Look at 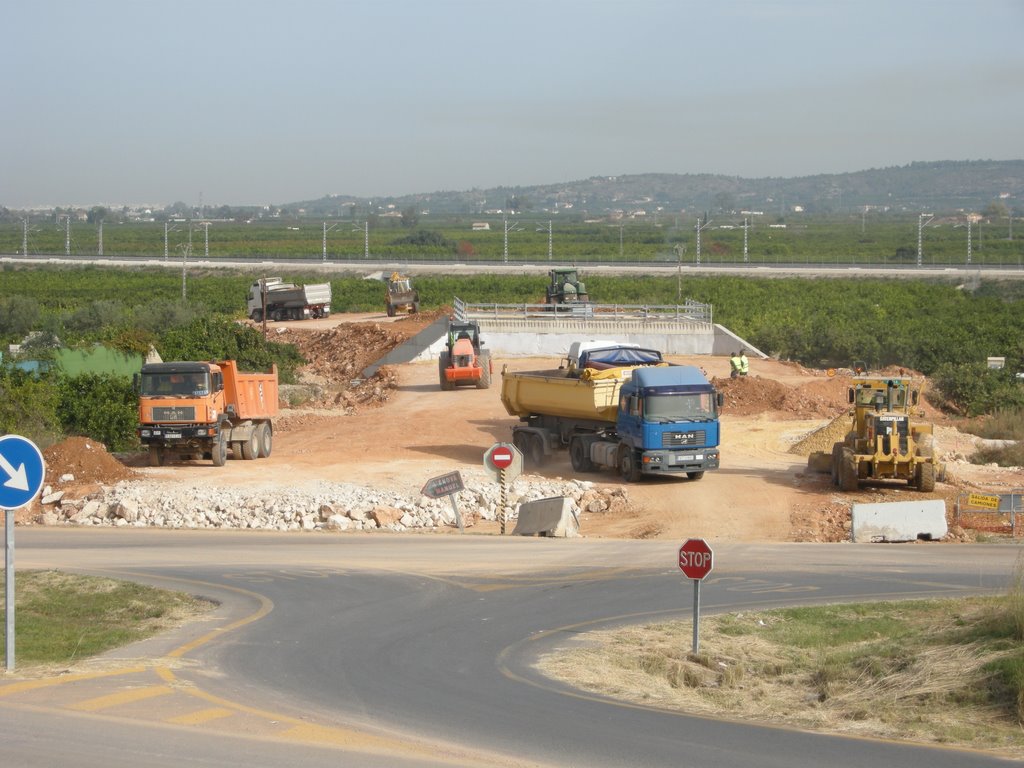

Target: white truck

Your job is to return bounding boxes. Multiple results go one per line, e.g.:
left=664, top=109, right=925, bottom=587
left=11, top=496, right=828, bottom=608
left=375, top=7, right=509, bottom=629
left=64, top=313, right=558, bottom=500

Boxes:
left=247, top=277, right=332, bottom=321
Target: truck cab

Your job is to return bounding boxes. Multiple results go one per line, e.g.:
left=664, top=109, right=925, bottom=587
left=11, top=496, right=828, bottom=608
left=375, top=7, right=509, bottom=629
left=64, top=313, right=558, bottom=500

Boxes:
left=613, top=366, right=722, bottom=480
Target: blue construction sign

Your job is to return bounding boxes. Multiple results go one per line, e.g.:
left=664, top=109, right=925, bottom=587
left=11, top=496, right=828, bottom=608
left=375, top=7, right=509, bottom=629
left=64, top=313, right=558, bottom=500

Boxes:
left=0, top=435, right=46, bottom=510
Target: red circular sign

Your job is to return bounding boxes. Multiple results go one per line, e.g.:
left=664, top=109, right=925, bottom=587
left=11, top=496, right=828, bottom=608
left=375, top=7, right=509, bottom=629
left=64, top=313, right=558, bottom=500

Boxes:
left=490, top=447, right=514, bottom=469
left=678, top=538, right=713, bottom=580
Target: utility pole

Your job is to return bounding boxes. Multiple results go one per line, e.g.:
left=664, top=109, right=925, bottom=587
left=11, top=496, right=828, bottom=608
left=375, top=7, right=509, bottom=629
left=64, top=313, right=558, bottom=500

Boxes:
left=502, top=215, right=521, bottom=264
left=64, top=215, right=70, bottom=256
left=352, top=221, right=369, bottom=259
left=322, top=221, right=339, bottom=262
left=164, top=221, right=179, bottom=261
left=200, top=221, right=210, bottom=258
left=917, top=213, right=934, bottom=267
left=22, top=218, right=28, bottom=256
left=536, top=220, right=552, bottom=260
left=98, top=221, right=103, bottom=256
left=179, top=243, right=191, bottom=300
left=743, top=217, right=749, bottom=263
left=967, top=217, right=973, bottom=265
left=695, top=215, right=712, bottom=265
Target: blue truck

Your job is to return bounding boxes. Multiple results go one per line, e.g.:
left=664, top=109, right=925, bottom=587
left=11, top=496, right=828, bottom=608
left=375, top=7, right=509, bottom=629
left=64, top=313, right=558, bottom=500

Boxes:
left=500, top=347, right=723, bottom=482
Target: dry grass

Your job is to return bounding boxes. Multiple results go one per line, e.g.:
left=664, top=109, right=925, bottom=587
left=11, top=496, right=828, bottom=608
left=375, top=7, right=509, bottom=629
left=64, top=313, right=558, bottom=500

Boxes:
left=537, top=598, right=1024, bottom=758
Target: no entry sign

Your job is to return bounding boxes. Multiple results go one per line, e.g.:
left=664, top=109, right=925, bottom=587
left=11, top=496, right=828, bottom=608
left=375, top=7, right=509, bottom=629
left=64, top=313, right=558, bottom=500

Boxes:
left=678, top=538, right=714, bottom=581
left=483, top=442, right=522, bottom=482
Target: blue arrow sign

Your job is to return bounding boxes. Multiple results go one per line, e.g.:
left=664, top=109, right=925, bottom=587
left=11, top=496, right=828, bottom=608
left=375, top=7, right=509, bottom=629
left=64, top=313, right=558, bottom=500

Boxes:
left=0, top=435, right=46, bottom=510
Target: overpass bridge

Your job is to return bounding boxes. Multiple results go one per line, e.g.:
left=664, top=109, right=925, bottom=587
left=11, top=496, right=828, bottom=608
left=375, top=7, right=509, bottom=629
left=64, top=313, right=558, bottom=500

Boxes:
left=362, top=298, right=763, bottom=377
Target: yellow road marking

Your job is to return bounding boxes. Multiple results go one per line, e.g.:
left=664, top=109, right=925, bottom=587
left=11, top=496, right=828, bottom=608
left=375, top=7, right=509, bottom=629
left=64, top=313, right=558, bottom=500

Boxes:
left=70, top=684, right=174, bottom=712
left=167, top=706, right=234, bottom=725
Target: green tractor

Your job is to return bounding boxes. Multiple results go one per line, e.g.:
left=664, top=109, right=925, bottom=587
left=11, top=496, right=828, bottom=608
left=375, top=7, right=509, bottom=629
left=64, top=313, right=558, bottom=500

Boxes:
left=545, top=267, right=590, bottom=305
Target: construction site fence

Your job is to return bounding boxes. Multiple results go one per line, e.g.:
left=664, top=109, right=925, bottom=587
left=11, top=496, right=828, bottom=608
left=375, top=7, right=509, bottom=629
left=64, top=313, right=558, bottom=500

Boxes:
left=453, top=297, right=713, bottom=326
left=955, top=489, right=1024, bottom=536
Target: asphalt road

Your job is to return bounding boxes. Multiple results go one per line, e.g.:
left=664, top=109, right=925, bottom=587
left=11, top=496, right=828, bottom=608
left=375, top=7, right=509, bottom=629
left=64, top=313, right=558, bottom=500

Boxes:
left=4, top=530, right=1022, bottom=767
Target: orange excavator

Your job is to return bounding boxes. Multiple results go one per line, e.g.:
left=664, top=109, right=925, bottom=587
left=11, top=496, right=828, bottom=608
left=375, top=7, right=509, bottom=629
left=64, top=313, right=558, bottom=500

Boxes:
left=438, top=320, right=492, bottom=390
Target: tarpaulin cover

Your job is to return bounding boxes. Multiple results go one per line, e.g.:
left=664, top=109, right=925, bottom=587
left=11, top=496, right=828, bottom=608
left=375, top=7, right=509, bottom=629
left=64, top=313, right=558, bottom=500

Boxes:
left=582, top=347, right=663, bottom=369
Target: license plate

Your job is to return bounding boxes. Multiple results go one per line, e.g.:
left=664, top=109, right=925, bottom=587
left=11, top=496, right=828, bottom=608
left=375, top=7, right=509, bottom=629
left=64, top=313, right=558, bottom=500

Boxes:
left=674, top=453, right=702, bottom=464
left=165, top=432, right=182, bottom=440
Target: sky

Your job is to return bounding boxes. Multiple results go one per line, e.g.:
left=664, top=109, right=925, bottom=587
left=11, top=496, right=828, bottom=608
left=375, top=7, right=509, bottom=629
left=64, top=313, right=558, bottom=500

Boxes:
left=3, top=0, right=1023, bottom=209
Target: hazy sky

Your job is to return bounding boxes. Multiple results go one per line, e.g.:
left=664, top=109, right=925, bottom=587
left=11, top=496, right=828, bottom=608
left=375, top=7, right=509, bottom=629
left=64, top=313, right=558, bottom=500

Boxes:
left=3, top=0, right=1022, bottom=208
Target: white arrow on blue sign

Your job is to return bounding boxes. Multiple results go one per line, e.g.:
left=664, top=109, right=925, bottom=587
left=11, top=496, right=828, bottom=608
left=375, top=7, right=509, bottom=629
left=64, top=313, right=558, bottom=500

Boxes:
left=0, top=435, right=46, bottom=510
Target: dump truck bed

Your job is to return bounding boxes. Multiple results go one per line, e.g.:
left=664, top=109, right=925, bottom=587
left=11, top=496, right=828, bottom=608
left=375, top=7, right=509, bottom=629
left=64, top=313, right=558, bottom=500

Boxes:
left=500, top=367, right=629, bottom=424
left=219, top=361, right=279, bottom=421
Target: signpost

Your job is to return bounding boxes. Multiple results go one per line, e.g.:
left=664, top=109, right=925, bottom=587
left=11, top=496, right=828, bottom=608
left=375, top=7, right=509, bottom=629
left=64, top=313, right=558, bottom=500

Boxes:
left=484, top=442, right=523, bottom=534
left=0, top=434, right=47, bottom=671
left=678, top=538, right=714, bottom=654
left=421, top=471, right=466, bottom=532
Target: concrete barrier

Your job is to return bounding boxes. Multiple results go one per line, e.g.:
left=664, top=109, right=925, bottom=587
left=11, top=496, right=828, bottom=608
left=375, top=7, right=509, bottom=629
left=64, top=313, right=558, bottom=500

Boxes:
left=513, top=496, right=580, bottom=537
left=851, top=499, right=948, bottom=542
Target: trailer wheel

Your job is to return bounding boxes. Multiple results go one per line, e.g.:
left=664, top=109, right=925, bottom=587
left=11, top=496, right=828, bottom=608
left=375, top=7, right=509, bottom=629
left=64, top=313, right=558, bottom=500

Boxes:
left=148, top=446, right=163, bottom=467
left=257, top=423, right=273, bottom=458
left=528, top=433, right=545, bottom=467
left=240, top=431, right=258, bottom=460
left=211, top=431, right=227, bottom=467
left=618, top=446, right=641, bottom=482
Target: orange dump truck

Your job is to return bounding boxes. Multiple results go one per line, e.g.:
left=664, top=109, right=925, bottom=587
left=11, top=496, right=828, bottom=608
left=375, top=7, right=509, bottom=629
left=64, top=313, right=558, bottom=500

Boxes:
left=136, top=360, right=278, bottom=467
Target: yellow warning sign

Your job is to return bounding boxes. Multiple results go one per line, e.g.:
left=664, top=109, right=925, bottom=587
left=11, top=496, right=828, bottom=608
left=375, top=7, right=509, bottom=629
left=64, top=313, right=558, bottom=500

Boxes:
left=967, top=493, right=1000, bottom=510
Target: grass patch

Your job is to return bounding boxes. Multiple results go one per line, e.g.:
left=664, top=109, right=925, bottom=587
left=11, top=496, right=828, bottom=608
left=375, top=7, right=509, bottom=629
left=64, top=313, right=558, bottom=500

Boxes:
left=538, top=591, right=1024, bottom=758
left=0, top=570, right=213, bottom=668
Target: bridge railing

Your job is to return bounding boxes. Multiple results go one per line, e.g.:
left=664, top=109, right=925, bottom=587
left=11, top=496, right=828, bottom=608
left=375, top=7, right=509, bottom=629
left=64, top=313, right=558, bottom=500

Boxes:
left=453, top=298, right=713, bottom=325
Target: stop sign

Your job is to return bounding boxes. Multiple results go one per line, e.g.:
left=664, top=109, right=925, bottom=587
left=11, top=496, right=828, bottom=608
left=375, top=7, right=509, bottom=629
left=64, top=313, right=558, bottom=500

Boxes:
left=678, top=538, right=713, bottom=581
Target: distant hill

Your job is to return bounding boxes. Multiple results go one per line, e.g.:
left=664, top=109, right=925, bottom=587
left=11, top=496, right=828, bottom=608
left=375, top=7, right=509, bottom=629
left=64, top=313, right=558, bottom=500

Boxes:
left=293, top=160, right=1023, bottom=218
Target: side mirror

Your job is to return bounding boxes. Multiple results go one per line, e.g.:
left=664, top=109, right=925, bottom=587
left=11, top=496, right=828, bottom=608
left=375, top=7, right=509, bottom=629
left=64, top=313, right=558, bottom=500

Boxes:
left=716, top=393, right=725, bottom=407
left=848, top=387, right=855, bottom=404
left=132, top=373, right=140, bottom=393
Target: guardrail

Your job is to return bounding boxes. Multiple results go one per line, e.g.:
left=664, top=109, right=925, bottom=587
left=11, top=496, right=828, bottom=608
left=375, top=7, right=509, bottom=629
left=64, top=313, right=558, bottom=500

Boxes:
left=454, top=297, right=713, bottom=325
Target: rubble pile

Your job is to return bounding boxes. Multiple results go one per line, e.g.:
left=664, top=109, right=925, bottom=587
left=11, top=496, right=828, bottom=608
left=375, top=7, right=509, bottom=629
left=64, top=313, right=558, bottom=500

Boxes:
left=30, top=471, right=628, bottom=533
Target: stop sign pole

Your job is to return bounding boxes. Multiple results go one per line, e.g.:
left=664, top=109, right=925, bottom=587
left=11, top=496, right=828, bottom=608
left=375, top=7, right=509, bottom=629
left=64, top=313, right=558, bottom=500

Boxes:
left=678, top=538, right=714, bottom=654
left=484, top=442, right=522, bottom=535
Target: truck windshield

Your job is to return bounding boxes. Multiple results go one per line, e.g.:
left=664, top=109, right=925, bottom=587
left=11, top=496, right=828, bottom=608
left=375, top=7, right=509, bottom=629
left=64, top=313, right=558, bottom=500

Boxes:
left=141, top=372, right=210, bottom=397
left=645, top=392, right=716, bottom=422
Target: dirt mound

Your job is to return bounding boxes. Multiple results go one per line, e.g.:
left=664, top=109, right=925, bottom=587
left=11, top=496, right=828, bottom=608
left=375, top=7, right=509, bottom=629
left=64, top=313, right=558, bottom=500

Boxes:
left=43, top=436, right=136, bottom=485
left=790, top=415, right=851, bottom=456
left=715, top=375, right=850, bottom=419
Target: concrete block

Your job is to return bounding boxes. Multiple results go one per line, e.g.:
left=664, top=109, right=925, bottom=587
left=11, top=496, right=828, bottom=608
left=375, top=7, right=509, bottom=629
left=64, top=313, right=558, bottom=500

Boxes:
left=851, top=499, right=948, bottom=543
left=513, top=496, right=580, bottom=538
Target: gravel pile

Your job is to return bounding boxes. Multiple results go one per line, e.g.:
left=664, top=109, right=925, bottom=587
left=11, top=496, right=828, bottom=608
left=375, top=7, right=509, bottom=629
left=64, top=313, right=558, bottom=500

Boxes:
left=34, top=471, right=629, bottom=532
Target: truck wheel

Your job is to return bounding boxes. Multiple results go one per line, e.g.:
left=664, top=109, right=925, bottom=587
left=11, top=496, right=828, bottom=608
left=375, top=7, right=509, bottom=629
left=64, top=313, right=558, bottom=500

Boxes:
left=412, top=301, right=420, bottom=314
left=211, top=431, right=227, bottom=467
left=838, top=448, right=858, bottom=491
left=476, top=352, right=491, bottom=389
left=257, top=423, right=273, bottom=458
left=687, top=471, right=705, bottom=481
left=148, top=446, right=163, bottom=467
left=619, top=447, right=641, bottom=482
left=569, top=438, right=593, bottom=472
left=915, top=462, right=936, bottom=492
left=387, top=304, right=396, bottom=317
left=240, top=431, right=258, bottom=460
left=250, top=309, right=263, bottom=322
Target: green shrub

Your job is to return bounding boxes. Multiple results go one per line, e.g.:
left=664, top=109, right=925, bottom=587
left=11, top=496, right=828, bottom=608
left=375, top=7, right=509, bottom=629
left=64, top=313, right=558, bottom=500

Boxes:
left=56, top=373, right=138, bottom=452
